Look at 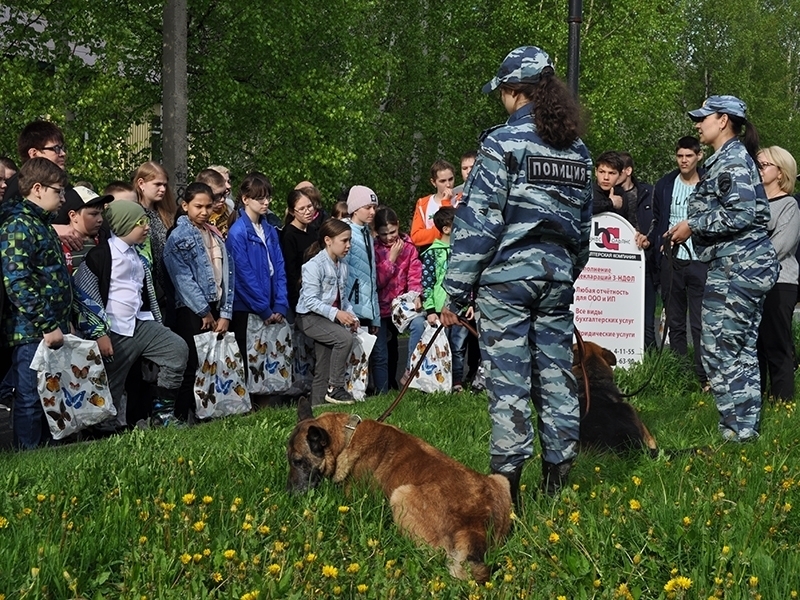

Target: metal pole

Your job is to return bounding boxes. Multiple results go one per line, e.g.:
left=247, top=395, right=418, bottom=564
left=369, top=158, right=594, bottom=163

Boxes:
left=567, top=0, right=582, bottom=98
left=162, top=0, right=188, bottom=201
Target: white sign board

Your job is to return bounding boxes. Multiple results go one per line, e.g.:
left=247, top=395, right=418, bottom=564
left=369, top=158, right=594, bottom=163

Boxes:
left=572, top=212, right=645, bottom=367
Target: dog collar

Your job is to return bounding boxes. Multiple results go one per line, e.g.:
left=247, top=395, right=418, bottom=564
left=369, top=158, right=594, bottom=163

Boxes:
left=343, top=414, right=362, bottom=448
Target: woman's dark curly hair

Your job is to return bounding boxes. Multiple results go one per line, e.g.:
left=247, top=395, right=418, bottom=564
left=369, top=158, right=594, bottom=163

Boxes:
left=500, top=70, right=585, bottom=150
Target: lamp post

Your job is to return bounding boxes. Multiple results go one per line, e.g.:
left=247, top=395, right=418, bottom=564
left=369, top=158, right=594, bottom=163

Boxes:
left=567, top=0, right=582, bottom=98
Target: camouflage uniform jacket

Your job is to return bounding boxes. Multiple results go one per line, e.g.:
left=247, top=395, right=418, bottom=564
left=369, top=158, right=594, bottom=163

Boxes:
left=443, top=105, right=593, bottom=311
left=687, top=138, right=775, bottom=264
left=0, top=197, right=73, bottom=346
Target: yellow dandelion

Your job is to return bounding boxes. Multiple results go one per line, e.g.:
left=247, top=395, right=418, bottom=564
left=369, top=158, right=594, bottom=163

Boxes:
left=139, top=536, right=147, bottom=544
left=484, top=581, right=493, bottom=590
left=306, top=553, right=317, bottom=562
left=182, top=493, right=196, bottom=505
left=549, top=532, right=560, bottom=544
left=594, top=579, right=601, bottom=588
left=367, top=538, right=379, bottom=548
left=202, top=495, right=213, bottom=505
left=224, top=549, right=236, bottom=560
left=202, top=548, right=211, bottom=557
left=629, top=499, right=642, bottom=511
left=268, top=563, right=281, bottom=576
left=764, top=465, right=773, bottom=473
left=193, top=521, right=206, bottom=532
left=557, top=596, right=567, bottom=600
left=273, top=540, right=286, bottom=553
left=0, top=516, right=7, bottom=529
left=631, top=476, right=641, bottom=486
left=722, top=545, right=730, bottom=555
left=242, top=522, right=253, bottom=531
left=240, top=591, right=259, bottom=600
left=322, top=564, right=339, bottom=578
left=569, top=511, right=580, bottom=524
left=180, top=553, right=192, bottom=565
left=682, top=516, right=692, bottom=526
left=212, top=572, right=223, bottom=583
left=193, top=553, right=202, bottom=563
left=357, top=584, right=368, bottom=593
left=338, top=505, right=350, bottom=514
left=36, top=494, right=46, bottom=502
left=347, top=563, right=360, bottom=574
left=633, top=554, right=641, bottom=565
left=258, top=525, right=270, bottom=535
left=783, top=503, right=792, bottom=512
left=749, top=576, right=758, bottom=587
left=332, top=586, right=342, bottom=595
left=31, top=567, right=40, bottom=577
left=504, top=573, right=513, bottom=582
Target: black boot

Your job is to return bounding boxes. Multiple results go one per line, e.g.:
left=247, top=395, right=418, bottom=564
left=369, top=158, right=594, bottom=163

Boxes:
left=146, top=386, right=182, bottom=428
left=492, top=464, right=524, bottom=510
left=541, top=459, right=573, bottom=496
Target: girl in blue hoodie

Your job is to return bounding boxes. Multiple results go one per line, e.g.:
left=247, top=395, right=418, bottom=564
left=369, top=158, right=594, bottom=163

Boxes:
left=226, top=172, right=289, bottom=372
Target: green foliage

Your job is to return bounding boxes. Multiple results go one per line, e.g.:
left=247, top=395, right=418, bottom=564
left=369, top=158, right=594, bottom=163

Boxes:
left=1, top=359, right=800, bottom=598
left=0, top=0, right=798, bottom=218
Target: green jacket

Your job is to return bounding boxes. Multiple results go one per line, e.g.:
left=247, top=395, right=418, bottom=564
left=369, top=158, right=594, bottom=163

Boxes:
left=421, top=238, right=450, bottom=314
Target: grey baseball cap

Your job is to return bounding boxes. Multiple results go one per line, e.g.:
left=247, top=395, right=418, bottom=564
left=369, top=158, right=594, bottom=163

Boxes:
left=688, top=95, right=747, bottom=121
left=482, top=46, right=555, bottom=94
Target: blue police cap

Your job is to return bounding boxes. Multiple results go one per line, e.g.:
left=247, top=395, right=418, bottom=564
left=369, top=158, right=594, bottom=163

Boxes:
left=482, top=46, right=555, bottom=94
left=688, top=95, right=747, bottom=121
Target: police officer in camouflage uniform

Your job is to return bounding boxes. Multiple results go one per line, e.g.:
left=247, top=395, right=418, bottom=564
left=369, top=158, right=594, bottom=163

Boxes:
left=668, top=95, right=778, bottom=442
left=440, top=47, right=593, bottom=501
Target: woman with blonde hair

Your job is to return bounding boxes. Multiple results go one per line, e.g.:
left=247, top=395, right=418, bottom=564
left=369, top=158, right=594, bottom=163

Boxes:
left=132, top=161, right=177, bottom=318
left=755, top=145, right=799, bottom=401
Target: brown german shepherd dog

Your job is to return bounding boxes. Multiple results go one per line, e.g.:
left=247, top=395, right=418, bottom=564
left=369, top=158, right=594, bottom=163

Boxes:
left=573, top=341, right=658, bottom=456
left=286, top=398, right=512, bottom=582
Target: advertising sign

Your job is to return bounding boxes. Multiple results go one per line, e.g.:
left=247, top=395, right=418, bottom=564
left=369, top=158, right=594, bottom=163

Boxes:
left=573, top=213, right=645, bottom=367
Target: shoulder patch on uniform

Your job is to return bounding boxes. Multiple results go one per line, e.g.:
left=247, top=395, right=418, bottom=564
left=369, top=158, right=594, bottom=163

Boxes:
left=718, top=172, right=732, bottom=195
left=526, top=157, right=589, bottom=188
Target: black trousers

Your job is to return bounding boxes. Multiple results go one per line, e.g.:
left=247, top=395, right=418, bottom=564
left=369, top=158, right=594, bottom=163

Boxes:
left=757, top=282, right=797, bottom=401
left=173, top=304, right=220, bottom=419
left=660, top=256, right=707, bottom=382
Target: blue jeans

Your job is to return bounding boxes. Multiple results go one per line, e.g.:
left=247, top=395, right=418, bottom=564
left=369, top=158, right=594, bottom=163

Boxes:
left=11, top=342, right=49, bottom=449
left=372, top=315, right=426, bottom=394
left=448, top=323, right=469, bottom=385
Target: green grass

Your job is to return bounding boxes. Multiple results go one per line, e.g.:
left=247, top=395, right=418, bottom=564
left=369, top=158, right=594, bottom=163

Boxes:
left=1, top=349, right=799, bottom=599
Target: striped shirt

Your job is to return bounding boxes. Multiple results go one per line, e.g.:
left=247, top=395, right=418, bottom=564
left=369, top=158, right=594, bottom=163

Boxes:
left=669, top=178, right=696, bottom=260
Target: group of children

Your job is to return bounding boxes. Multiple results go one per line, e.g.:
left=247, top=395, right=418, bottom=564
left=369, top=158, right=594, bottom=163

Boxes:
left=0, top=118, right=478, bottom=448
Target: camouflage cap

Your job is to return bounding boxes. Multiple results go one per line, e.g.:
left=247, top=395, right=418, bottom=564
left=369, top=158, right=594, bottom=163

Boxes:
left=688, top=95, right=747, bottom=121
left=482, top=46, right=555, bottom=94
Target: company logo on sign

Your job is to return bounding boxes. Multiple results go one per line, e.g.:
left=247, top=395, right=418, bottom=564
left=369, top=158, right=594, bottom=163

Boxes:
left=594, top=222, right=620, bottom=250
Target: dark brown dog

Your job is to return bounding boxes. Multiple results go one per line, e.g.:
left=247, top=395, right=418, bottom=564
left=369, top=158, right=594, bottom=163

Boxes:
left=573, top=341, right=658, bottom=456
left=286, top=398, right=511, bottom=582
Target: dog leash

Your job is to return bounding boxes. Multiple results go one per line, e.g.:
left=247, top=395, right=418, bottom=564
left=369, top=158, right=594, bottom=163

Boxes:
left=376, top=322, right=445, bottom=423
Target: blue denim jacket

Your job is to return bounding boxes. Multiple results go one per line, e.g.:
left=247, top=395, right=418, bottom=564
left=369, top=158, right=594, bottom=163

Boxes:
left=163, top=216, right=235, bottom=319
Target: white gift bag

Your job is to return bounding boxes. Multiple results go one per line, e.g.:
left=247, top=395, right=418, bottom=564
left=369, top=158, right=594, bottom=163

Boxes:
left=390, top=291, right=422, bottom=333
left=29, top=334, right=117, bottom=439
left=409, top=323, right=452, bottom=393
left=193, top=331, right=251, bottom=419
left=246, top=315, right=293, bottom=394
left=284, top=327, right=315, bottom=396
left=344, top=327, right=377, bottom=401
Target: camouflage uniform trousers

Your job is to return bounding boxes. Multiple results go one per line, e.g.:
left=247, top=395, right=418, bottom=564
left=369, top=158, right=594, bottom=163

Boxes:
left=475, top=280, right=580, bottom=475
left=701, top=256, right=778, bottom=442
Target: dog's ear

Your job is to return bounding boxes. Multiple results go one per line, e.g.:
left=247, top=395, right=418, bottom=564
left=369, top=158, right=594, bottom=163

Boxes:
left=297, top=396, right=314, bottom=422
left=306, top=425, right=330, bottom=457
left=602, top=347, right=617, bottom=367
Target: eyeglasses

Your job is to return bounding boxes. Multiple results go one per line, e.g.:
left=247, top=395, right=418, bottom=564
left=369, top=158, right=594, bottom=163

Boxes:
left=40, top=144, right=67, bottom=155
left=212, top=192, right=226, bottom=203
left=42, top=184, right=66, bottom=198
left=757, top=162, right=776, bottom=171
left=134, top=216, right=150, bottom=229
left=294, top=205, right=315, bottom=213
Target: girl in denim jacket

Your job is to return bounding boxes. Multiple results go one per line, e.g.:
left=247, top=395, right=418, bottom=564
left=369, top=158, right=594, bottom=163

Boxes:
left=164, top=182, right=235, bottom=419
left=296, top=219, right=359, bottom=405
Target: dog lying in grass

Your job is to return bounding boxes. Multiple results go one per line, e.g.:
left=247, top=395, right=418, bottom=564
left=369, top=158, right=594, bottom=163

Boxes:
left=286, top=398, right=511, bottom=582
left=573, top=341, right=658, bottom=456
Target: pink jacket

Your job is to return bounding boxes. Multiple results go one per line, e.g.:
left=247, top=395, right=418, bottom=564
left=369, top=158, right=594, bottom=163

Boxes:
left=374, top=233, right=423, bottom=318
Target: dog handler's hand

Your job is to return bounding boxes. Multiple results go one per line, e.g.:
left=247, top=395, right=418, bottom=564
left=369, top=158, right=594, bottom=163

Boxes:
left=666, top=220, right=692, bottom=245
left=440, top=307, right=460, bottom=327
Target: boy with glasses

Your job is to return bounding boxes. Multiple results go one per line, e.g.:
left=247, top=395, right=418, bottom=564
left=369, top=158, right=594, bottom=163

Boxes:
left=196, top=168, right=231, bottom=238
left=0, top=158, right=72, bottom=449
